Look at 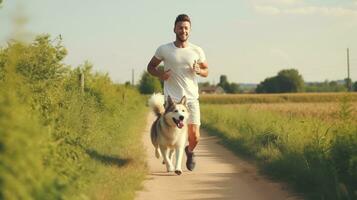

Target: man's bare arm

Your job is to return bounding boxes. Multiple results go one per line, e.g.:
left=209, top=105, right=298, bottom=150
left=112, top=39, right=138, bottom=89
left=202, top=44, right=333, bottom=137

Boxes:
left=147, top=56, right=171, bottom=80
left=198, top=61, right=208, bottom=77
left=147, top=56, right=162, bottom=76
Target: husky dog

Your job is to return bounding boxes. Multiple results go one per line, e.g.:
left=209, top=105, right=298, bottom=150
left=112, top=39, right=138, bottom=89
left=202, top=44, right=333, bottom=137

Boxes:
left=148, top=93, right=189, bottom=175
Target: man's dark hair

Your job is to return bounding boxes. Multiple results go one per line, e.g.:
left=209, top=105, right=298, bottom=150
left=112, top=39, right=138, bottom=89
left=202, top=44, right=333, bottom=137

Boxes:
left=175, top=14, right=191, bottom=26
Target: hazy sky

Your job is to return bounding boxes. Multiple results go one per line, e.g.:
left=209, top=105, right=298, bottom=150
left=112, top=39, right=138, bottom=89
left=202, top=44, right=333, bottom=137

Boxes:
left=1, top=0, right=357, bottom=84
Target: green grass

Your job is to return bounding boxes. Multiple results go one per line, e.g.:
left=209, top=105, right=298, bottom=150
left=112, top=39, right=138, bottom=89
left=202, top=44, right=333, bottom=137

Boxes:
left=73, top=107, right=149, bottom=200
left=201, top=104, right=357, bottom=200
left=0, top=36, right=149, bottom=199
left=0, top=80, right=149, bottom=200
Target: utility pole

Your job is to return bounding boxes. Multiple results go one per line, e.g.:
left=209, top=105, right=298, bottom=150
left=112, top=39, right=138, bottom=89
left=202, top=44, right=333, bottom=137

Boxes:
left=347, top=48, right=351, bottom=91
left=132, top=69, right=135, bottom=86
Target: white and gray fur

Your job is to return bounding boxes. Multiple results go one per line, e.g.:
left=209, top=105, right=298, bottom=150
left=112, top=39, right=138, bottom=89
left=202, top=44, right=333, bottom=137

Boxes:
left=148, top=93, right=189, bottom=175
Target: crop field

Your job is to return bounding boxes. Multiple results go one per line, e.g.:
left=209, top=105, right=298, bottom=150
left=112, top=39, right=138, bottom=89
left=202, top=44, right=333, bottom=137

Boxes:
left=200, top=93, right=357, bottom=104
left=201, top=93, right=357, bottom=200
left=218, top=102, right=357, bottom=122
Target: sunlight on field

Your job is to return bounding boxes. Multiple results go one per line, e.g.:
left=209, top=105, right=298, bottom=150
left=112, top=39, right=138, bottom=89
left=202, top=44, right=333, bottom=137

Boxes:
left=221, top=102, right=357, bottom=122
left=201, top=93, right=357, bottom=200
left=200, top=93, right=357, bottom=104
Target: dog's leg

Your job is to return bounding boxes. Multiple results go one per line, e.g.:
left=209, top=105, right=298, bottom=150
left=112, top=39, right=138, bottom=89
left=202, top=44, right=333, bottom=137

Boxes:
left=169, top=149, right=175, bottom=163
left=160, top=146, right=174, bottom=172
left=174, top=146, right=185, bottom=175
left=163, top=149, right=174, bottom=165
left=155, top=146, right=162, bottom=159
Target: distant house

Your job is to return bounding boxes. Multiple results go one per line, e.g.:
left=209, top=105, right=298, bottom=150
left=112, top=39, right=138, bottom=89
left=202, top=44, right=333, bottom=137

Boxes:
left=199, top=86, right=225, bottom=94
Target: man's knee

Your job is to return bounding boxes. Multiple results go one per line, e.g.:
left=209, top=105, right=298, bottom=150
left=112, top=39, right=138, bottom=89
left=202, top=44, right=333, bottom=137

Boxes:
left=194, top=134, right=200, bottom=143
left=189, top=134, right=199, bottom=141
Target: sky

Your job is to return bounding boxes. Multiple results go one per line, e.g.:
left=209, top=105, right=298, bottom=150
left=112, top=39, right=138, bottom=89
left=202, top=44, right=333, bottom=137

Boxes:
left=1, top=0, right=357, bottom=84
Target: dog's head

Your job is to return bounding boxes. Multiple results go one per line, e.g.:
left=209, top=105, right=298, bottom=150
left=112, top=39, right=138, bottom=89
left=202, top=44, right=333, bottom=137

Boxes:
left=164, top=95, right=189, bottom=129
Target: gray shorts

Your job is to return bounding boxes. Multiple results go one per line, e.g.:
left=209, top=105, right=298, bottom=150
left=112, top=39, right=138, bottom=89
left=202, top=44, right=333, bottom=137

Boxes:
left=187, top=100, right=201, bottom=125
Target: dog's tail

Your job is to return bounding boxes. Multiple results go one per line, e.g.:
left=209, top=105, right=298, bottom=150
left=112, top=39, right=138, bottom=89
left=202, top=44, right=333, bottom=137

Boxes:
left=148, top=93, right=165, bottom=117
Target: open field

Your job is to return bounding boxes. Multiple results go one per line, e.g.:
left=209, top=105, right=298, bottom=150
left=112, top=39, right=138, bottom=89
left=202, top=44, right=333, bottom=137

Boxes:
left=200, top=92, right=357, bottom=104
left=201, top=94, right=357, bottom=200
left=218, top=102, right=357, bottom=122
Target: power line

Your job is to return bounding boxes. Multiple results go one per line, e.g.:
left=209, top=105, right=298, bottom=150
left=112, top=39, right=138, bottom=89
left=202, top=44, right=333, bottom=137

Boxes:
left=347, top=48, right=352, bottom=91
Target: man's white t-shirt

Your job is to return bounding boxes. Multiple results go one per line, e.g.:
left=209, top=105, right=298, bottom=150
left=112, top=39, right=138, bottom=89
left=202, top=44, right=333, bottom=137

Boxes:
left=154, top=42, right=206, bottom=102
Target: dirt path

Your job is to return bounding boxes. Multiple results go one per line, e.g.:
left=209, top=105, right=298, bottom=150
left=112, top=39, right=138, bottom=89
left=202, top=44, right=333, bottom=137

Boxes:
left=135, top=113, right=302, bottom=200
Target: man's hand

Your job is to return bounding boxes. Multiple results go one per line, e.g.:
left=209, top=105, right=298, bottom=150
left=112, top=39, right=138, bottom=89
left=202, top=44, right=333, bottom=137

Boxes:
left=158, top=69, right=171, bottom=81
left=191, top=60, right=201, bottom=75
left=190, top=60, right=208, bottom=77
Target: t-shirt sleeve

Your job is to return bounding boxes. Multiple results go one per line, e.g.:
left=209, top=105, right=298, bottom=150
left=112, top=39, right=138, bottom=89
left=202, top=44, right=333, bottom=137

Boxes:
left=154, top=46, right=164, bottom=60
left=196, top=47, right=206, bottom=63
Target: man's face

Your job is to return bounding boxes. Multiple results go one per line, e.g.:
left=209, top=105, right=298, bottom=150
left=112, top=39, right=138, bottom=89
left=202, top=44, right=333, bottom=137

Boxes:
left=174, top=21, right=191, bottom=42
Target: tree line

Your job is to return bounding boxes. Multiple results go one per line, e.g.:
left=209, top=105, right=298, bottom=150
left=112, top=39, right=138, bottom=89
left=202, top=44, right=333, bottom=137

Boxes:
left=138, top=68, right=357, bottom=94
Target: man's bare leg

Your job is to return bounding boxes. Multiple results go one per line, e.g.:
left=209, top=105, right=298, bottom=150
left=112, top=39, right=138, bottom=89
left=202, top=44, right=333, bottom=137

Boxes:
left=188, top=124, right=200, bottom=151
left=185, top=124, right=200, bottom=171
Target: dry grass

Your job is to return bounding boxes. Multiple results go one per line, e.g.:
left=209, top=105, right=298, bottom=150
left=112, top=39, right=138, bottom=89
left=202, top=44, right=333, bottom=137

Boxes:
left=201, top=103, right=357, bottom=199
left=200, top=92, right=357, bottom=104
left=220, top=102, right=357, bottom=122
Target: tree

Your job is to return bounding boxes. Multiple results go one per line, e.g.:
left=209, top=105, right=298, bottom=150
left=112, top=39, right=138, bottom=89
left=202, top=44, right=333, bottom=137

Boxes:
left=13, top=34, right=67, bottom=83
left=138, top=71, right=162, bottom=94
left=228, top=82, right=241, bottom=93
left=256, top=69, right=304, bottom=93
left=198, top=81, right=211, bottom=88
left=256, top=76, right=280, bottom=93
left=344, top=78, right=353, bottom=91
left=277, top=69, right=304, bottom=92
left=353, top=81, right=357, bottom=92
left=304, top=80, right=347, bottom=92
left=217, top=75, right=229, bottom=91
left=217, top=75, right=241, bottom=93
left=124, top=81, right=131, bottom=86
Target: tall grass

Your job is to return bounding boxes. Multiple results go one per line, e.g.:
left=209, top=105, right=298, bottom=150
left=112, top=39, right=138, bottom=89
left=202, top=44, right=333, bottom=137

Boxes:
left=201, top=103, right=357, bottom=200
left=216, top=102, right=357, bottom=122
left=0, top=35, right=147, bottom=199
left=200, top=93, right=357, bottom=104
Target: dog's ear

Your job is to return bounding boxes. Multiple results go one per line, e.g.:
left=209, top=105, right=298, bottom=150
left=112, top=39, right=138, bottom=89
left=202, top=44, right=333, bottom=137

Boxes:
left=179, top=96, right=187, bottom=105
left=166, top=95, right=175, bottom=108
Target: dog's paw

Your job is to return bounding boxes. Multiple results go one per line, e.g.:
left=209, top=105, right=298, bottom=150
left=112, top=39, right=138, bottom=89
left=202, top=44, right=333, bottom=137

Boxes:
left=167, top=166, right=174, bottom=172
left=175, top=170, right=182, bottom=175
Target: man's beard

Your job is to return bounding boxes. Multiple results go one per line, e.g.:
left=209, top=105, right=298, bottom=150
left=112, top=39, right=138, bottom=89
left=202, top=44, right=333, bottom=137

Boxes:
left=176, top=33, right=188, bottom=42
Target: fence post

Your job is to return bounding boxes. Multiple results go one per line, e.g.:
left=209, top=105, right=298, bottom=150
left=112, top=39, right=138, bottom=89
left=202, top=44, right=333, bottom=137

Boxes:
left=79, top=71, right=84, bottom=93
